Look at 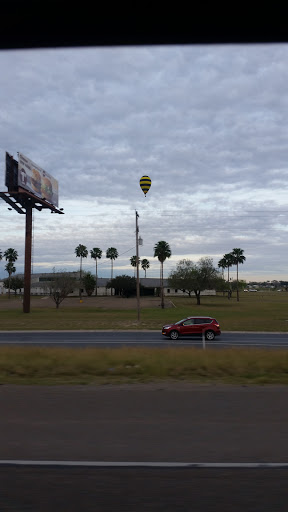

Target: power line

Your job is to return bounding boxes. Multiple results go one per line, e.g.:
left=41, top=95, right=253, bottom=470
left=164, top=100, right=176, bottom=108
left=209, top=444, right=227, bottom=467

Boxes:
left=80, top=246, right=137, bottom=272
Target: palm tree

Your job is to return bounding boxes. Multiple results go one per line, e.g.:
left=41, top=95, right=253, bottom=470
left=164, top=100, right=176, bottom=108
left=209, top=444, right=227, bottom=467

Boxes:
left=154, top=241, right=172, bottom=309
left=5, top=262, right=16, bottom=298
left=90, top=248, right=102, bottom=296
left=223, top=252, right=234, bottom=298
left=231, top=248, right=246, bottom=302
left=141, top=258, right=150, bottom=278
left=130, top=255, right=140, bottom=277
left=4, top=248, right=18, bottom=299
left=75, top=244, right=88, bottom=299
left=106, top=247, right=119, bottom=295
left=4, top=248, right=18, bottom=263
left=218, top=257, right=227, bottom=280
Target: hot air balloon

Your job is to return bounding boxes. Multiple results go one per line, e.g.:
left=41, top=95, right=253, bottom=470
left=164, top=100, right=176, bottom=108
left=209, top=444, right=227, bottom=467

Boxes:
left=140, top=175, right=152, bottom=196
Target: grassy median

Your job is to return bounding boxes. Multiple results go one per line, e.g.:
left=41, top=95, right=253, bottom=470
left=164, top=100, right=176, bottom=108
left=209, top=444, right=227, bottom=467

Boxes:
left=1, top=292, right=288, bottom=385
left=1, top=346, right=288, bottom=385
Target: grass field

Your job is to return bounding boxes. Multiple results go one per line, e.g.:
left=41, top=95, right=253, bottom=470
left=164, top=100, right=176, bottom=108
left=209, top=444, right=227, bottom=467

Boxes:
left=0, top=291, right=288, bottom=331
left=1, top=292, right=288, bottom=385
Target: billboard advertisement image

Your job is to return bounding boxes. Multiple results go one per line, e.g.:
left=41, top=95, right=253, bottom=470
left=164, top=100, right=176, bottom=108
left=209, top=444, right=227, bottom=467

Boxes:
left=18, top=153, right=59, bottom=207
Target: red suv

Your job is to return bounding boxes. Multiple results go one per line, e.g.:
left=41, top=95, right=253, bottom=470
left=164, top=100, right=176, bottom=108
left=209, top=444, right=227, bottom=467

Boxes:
left=162, top=316, right=221, bottom=341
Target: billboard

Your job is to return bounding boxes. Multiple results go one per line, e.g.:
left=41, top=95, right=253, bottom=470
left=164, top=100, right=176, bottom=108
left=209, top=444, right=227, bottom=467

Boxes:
left=5, top=152, right=18, bottom=191
left=18, top=153, right=59, bottom=207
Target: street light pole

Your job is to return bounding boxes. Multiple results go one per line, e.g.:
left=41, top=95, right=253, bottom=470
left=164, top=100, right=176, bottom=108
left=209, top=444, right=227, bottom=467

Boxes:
left=136, top=210, right=140, bottom=322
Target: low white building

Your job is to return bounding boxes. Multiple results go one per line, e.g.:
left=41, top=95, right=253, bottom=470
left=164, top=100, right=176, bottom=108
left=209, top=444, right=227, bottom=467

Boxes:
left=140, top=278, right=216, bottom=297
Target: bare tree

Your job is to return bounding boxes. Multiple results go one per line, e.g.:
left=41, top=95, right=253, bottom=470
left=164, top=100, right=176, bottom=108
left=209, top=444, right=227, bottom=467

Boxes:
left=48, top=269, right=76, bottom=309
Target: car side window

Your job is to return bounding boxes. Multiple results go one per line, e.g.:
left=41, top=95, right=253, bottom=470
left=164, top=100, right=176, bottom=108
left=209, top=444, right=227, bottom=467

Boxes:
left=183, top=319, right=194, bottom=325
left=194, top=318, right=211, bottom=324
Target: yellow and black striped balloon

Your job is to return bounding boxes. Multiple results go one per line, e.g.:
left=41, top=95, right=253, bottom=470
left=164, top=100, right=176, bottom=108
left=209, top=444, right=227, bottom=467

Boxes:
left=139, top=175, right=152, bottom=196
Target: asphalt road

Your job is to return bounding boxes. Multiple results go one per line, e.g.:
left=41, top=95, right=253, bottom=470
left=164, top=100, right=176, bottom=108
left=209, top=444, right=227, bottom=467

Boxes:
left=1, top=384, right=288, bottom=462
left=0, top=330, right=288, bottom=348
left=1, top=336, right=288, bottom=510
left=1, top=467, right=288, bottom=511
left=1, top=384, right=288, bottom=510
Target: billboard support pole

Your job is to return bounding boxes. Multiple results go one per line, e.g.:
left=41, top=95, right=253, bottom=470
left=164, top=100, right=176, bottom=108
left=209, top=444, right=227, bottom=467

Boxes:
left=23, top=204, right=32, bottom=314
left=1, top=152, right=64, bottom=314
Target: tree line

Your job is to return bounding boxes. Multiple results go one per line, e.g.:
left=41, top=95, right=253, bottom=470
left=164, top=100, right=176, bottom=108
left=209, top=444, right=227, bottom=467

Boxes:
left=74, top=243, right=166, bottom=299
left=74, top=245, right=146, bottom=298
left=48, top=238, right=171, bottom=308
left=218, top=248, right=246, bottom=301
left=0, top=242, right=246, bottom=308
left=168, top=248, right=246, bottom=305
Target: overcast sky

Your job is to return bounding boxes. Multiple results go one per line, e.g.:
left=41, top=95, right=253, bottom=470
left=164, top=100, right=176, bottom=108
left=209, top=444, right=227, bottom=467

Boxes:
left=1, top=43, right=288, bottom=282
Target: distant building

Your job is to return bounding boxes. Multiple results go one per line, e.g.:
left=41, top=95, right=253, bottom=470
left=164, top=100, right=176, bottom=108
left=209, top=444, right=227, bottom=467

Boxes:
left=13, top=272, right=216, bottom=297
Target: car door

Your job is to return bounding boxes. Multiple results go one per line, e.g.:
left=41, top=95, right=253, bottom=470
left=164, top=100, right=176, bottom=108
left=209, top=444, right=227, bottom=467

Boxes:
left=194, top=318, right=211, bottom=334
left=180, top=318, right=196, bottom=336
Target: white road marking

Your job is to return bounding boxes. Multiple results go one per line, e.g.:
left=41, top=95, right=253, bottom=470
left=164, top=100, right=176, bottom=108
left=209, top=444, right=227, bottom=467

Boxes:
left=1, top=340, right=288, bottom=347
left=1, top=460, right=288, bottom=468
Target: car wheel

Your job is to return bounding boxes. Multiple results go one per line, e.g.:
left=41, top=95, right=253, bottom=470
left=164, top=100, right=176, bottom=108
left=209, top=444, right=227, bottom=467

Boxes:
left=205, top=330, right=215, bottom=341
left=170, top=330, right=179, bottom=341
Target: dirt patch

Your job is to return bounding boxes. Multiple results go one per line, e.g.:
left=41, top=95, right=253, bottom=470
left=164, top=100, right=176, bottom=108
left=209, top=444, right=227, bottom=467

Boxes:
left=0, top=296, right=175, bottom=310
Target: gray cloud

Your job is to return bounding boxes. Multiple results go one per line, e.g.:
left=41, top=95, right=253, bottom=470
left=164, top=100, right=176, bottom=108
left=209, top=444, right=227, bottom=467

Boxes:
left=1, top=44, right=288, bottom=281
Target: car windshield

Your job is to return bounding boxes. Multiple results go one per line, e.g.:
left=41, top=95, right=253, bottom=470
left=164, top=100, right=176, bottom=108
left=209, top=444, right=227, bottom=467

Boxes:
left=175, top=318, right=189, bottom=325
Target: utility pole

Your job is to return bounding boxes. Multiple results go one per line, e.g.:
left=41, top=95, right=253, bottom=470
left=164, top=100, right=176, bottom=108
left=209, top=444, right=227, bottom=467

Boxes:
left=135, top=210, right=140, bottom=322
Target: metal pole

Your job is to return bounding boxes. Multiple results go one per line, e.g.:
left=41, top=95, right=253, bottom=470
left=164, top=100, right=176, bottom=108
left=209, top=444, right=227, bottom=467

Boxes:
left=23, top=205, right=32, bottom=313
left=202, top=330, right=206, bottom=350
left=136, top=211, right=140, bottom=322
left=161, top=262, right=164, bottom=309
